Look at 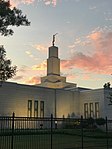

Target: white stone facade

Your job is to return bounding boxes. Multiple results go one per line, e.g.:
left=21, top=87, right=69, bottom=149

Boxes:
left=0, top=82, right=112, bottom=119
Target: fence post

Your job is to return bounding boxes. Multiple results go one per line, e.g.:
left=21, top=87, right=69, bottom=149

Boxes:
left=106, top=116, right=109, bottom=149
left=51, top=114, right=53, bottom=149
left=81, top=115, right=83, bottom=149
left=11, top=112, right=15, bottom=149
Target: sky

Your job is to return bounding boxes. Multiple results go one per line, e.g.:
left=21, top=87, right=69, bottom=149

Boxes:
left=0, top=0, right=112, bottom=89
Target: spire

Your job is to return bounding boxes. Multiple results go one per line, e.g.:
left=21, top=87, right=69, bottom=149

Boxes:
left=47, top=34, right=60, bottom=76
left=39, top=35, right=77, bottom=89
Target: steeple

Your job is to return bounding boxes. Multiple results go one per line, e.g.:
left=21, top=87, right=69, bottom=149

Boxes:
left=38, top=35, right=77, bottom=89
left=47, top=34, right=60, bottom=76
left=47, top=46, right=60, bottom=76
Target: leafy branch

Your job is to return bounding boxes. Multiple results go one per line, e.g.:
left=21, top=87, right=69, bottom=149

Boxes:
left=0, top=0, right=30, bottom=36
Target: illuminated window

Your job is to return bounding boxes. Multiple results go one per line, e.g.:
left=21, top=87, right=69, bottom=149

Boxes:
left=84, top=103, right=88, bottom=119
left=40, top=101, right=44, bottom=118
left=28, top=100, right=32, bottom=117
left=34, top=100, right=38, bottom=117
left=90, top=103, right=94, bottom=118
left=95, top=102, right=99, bottom=118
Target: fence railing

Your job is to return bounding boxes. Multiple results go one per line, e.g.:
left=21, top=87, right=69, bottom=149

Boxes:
left=0, top=113, right=112, bottom=149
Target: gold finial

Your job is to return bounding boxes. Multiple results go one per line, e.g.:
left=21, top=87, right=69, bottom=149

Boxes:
left=52, top=33, right=58, bottom=46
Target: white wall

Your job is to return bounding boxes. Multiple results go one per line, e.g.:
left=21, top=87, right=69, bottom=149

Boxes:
left=79, top=89, right=105, bottom=118
left=104, top=89, right=112, bottom=119
left=56, top=89, right=79, bottom=118
left=0, top=82, right=78, bottom=118
left=0, top=82, right=55, bottom=117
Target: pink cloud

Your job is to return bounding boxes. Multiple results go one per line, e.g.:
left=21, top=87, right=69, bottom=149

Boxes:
left=11, top=64, right=45, bottom=84
left=32, top=60, right=47, bottom=70
left=88, top=32, right=101, bottom=40
left=10, top=0, right=34, bottom=6
left=66, top=74, right=78, bottom=80
left=25, top=76, right=40, bottom=85
left=82, top=74, right=91, bottom=80
left=10, top=0, right=58, bottom=7
left=61, top=31, right=112, bottom=75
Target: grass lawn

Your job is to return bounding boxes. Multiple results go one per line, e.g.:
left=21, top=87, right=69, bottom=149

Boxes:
left=0, top=128, right=112, bottom=149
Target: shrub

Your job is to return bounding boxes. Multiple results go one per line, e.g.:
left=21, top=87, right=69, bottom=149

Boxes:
left=86, top=117, right=95, bottom=125
left=95, top=118, right=106, bottom=126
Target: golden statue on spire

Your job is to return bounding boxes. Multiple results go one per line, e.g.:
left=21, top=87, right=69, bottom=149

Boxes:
left=52, top=33, right=58, bottom=46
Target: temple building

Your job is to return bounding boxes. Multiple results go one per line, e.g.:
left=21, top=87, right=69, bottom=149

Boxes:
left=0, top=37, right=112, bottom=120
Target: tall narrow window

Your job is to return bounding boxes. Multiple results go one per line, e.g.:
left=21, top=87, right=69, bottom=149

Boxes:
left=84, top=103, right=88, bottom=119
left=40, top=101, right=44, bottom=118
left=34, top=100, right=38, bottom=117
left=90, top=103, right=94, bottom=118
left=95, top=102, right=99, bottom=118
left=28, top=100, right=32, bottom=117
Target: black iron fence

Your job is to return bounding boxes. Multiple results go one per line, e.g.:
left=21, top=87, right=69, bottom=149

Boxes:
left=0, top=113, right=112, bottom=149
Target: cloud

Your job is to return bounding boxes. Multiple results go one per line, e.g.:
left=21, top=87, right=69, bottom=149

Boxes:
left=61, top=31, right=112, bottom=75
left=68, top=37, right=91, bottom=52
left=44, top=0, right=57, bottom=6
left=24, top=76, right=40, bottom=85
left=32, top=44, right=47, bottom=53
left=11, top=64, right=45, bottom=84
left=32, top=60, right=47, bottom=70
left=10, top=0, right=34, bottom=6
left=88, top=32, right=101, bottom=40
left=18, top=63, right=46, bottom=75
left=89, top=6, right=96, bottom=10
left=89, top=6, right=97, bottom=10
left=25, top=50, right=39, bottom=60
left=82, top=74, right=91, bottom=80
left=64, top=73, right=79, bottom=80
left=10, top=0, right=58, bottom=7
left=25, top=50, right=34, bottom=58
left=18, top=65, right=30, bottom=73
left=12, top=75, right=24, bottom=80
left=104, top=11, right=112, bottom=21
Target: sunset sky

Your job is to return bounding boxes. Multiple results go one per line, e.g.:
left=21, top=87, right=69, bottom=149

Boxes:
left=0, top=0, right=112, bottom=89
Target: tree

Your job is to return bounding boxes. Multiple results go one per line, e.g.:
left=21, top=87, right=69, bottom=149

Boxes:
left=0, top=45, right=16, bottom=84
left=103, top=82, right=111, bottom=89
left=0, top=0, right=30, bottom=36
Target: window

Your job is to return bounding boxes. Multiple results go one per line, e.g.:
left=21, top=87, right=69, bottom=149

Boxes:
left=84, top=103, right=88, bottom=119
left=28, top=100, right=32, bottom=117
left=34, top=100, right=38, bottom=117
left=90, top=103, right=94, bottom=118
left=95, top=102, right=99, bottom=118
left=40, top=101, right=44, bottom=118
